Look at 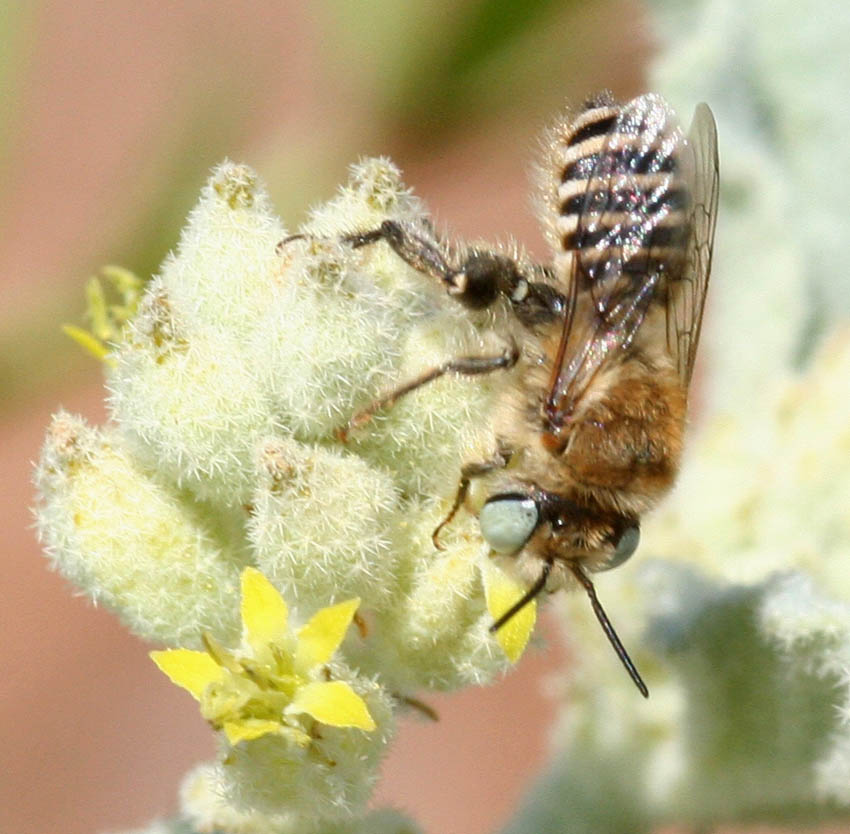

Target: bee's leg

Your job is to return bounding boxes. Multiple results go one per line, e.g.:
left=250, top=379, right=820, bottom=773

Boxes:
left=277, top=224, right=446, bottom=270
left=337, top=343, right=519, bottom=442
left=275, top=233, right=306, bottom=253
left=393, top=694, right=439, bottom=722
left=346, top=220, right=567, bottom=322
left=432, top=448, right=512, bottom=549
left=345, top=220, right=512, bottom=310
left=343, top=220, right=506, bottom=309
left=344, top=220, right=456, bottom=289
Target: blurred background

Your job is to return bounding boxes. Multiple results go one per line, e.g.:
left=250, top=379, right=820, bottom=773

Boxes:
left=0, top=1, right=678, bottom=832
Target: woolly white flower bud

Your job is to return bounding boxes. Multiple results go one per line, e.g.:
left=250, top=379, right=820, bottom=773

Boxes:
left=108, top=293, right=274, bottom=505
left=254, top=238, right=407, bottom=442
left=304, top=156, right=423, bottom=240
left=106, top=161, right=286, bottom=505
left=160, top=160, right=286, bottom=331
left=381, top=536, right=510, bottom=690
left=250, top=436, right=403, bottom=611
left=180, top=762, right=421, bottom=834
left=34, top=412, right=242, bottom=646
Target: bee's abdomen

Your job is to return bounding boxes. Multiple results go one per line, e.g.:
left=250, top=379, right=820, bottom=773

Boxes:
left=553, top=96, right=691, bottom=290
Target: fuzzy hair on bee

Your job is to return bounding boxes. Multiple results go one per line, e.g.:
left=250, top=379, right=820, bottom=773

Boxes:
left=339, top=92, right=719, bottom=697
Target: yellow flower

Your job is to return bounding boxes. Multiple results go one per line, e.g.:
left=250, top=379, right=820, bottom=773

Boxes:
left=151, top=567, right=375, bottom=746
left=63, top=265, right=143, bottom=365
left=481, top=559, right=536, bottom=663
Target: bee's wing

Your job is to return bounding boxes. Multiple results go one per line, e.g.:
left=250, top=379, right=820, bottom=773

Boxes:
left=545, top=95, right=709, bottom=426
left=668, top=103, right=719, bottom=383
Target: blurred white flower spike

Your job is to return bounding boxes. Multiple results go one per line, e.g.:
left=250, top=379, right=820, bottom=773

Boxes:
left=499, top=0, right=850, bottom=830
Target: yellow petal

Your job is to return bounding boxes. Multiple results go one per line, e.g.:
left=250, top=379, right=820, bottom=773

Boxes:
left=241, top=567, right=288, bottom=652
left=295, top=598, right=360, bottom=673
left=150, top=648, right=222, bottom=699
left=481, top=560, right=536, bottom=663
left=286, top=680, right=375, bottom=730
left=222, top=718, right=281, bottom=745
left=84, top=276, right=111, bottom=340
left=62, top=324, right=112, bottom=363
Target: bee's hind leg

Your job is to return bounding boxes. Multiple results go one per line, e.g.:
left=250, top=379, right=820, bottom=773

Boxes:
left=336, top=343, right=518, bottom=442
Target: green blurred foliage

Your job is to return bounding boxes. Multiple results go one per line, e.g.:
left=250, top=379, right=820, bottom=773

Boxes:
left=0, top=3, right=34, bottom=209
left=329, top=0, right=576, bottom=135
left=499, top=747, right=653, bottom=834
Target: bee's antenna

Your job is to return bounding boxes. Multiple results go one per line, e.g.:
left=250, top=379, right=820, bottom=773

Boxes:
left=567, top=562, right=649, bottom=698
left=489, top=560, right=552, bottom=633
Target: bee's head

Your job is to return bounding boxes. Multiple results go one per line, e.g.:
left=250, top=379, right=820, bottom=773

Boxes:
left=479, top=488, right=649, bottom=698
left=478, top=489, right=640, bottom=570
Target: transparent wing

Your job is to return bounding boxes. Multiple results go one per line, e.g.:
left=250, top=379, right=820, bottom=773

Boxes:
left=667, top=102, right=719, bottom=383
left=546, top=94, right=690, bottom=428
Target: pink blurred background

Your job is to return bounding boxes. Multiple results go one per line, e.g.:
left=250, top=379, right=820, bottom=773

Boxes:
left=0, top=2, right=745, bottom=833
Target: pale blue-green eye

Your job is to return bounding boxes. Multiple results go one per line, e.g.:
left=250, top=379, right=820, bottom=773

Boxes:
left=479, top=496, right=539, bottom=554
left=601, top=525, right=640, bottom=570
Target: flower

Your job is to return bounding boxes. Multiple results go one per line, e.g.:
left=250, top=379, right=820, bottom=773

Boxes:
left=63, top=265, right=143, bottom=364
left=36, top=156, right=538, bottom=830
left=151, top=567, right=375, bottom=747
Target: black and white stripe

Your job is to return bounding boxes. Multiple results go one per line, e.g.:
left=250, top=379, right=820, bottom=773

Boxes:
left=552, top=96, right=692, bottom=293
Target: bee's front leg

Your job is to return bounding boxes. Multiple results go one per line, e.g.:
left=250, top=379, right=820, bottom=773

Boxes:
left=344, top=220, right=458, bottom=293
left=345, top=220, right=565, bottom=323
left=344, top=220, right=513, bottom=311
left=431, top=446, right=513, bottom=549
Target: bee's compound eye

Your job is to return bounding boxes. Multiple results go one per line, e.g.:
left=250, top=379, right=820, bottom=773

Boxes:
left=602, top=524, right=640, bottom=570
left=479, top=495, right=539, bottom=554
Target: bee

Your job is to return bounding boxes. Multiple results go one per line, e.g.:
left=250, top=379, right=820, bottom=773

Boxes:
left=341, top=93, right=719, bottom=696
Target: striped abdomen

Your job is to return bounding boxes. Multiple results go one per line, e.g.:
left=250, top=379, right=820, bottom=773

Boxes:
left=552, top=94, right=692, bottom=295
